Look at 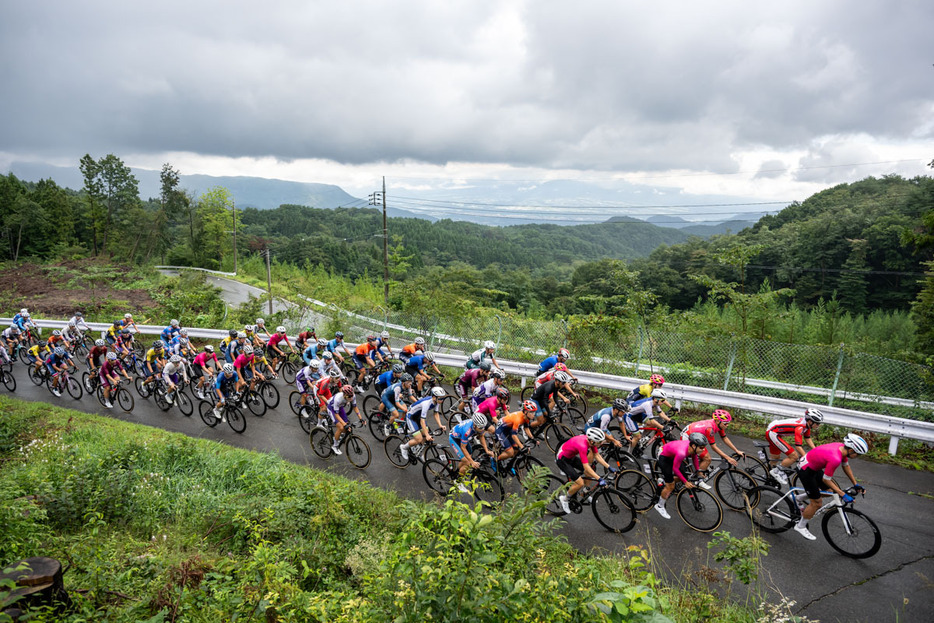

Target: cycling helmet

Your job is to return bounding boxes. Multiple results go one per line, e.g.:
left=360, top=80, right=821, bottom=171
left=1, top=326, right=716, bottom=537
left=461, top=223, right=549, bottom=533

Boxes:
left=305, top=326, right=315, bottom=333
left=586, top=427, right=606, bottom=444
left=522, top=400, right=538, bottom=413
left=170, top=319, right=179, bottom=327
left=170, top=354, right=182, bottom=363
left=75, top=312, right=83, bottom=317
left=204, top=345, right=214, bottom=353
left=650, top=374, right=665, bottom=385
left=106, top=351, right=118, bottom=360
left=236, top=331, right=246, bottom=339
left=414, top=350, right=424, bottom=357
left=843, top=433, right=868, bottom=455
left=335, top=331, right=344, bottom=339
left=10, top=327, right=21, bottom=334
left=651, top=389, right=668, bottom=400
left=423, top=352, right=435, bottom=362
left=23, top=312, right=30, bottom=318
left=558, top=348, right=570, bottom=359
left=222, top=363, right=234, bottom=374
left=804, top=408, right=824, bottom=424
left=472, top=413, right=487, bottom=429
left=229, top=329, right=238, bottom=338
left=496, top=387, right=510, bottom=401
left=20, top=308, right=27, bottom=315
left=341, top=384, right=354, bottom=397
left=276, top=326, right=286, bottom=334
left=553, top=362, right=568, bottom=372
left=612, top=398, right=630, bottom=412
left=317, top=339, right=328, bottom=347
left=179, top=328, right=188, bottom=336
left=688, top=432, right=708, bottom=448
left=54, top=347, right=65, bottom=356
left=322, top=351, right=334, bottom=360
left=244, top=324, right=253, bottom=332
left=484, top=340, right=496, bottom=349
left=712, top=409, right=732, bottom=424
left=95, top=339, right=105, bottom=347
left=256, top=318, right=265, bottom=325
left=152, top=341, right=163, bottom=348
left=121, top=328, right=130, bottom=335
left=178, top=337, right=189, bottom=344
left=430, top=386, right=446, bottom=398
left=68, top=320, right=76, bottom=327
left=478, top=361, right=492, bottom=371
left=554, top=371, right=572, bottom=384
left=414, top=337, right=425, bottom=346
left=328, top=368, right=342, bottom=378
left=491, top=369, right=505, bottom=380
left=400, top=373, right=413, bottom=383
left=380, top=330, right=390, bottom=339
left=52, top=330, right=61, bottom=336
left=243, top=345, right=253, bottom=354
left=366, top=335, right=376, bottom=342
left=392, top=364, right=404, bottom=374
left=124, top=313, right=133, bottom=319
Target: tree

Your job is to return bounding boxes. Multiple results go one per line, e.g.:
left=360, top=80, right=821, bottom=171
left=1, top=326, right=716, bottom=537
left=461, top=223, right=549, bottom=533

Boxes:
left=194, top=186, right=239, bottom=269
left=837, top=239, right=870, bottom=315
left=79, top=154, right=140, bottom=255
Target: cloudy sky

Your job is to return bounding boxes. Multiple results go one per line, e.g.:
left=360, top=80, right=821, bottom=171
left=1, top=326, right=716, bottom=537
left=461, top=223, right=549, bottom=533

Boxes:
left=1, top=0, right=931, bottom=213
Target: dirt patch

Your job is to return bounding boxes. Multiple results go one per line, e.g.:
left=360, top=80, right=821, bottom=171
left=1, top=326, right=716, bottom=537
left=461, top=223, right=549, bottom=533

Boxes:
left=1, top=260, right=157, bottom=318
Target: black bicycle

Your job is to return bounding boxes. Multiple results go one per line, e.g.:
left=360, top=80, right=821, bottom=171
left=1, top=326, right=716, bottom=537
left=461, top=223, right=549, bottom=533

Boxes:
left=539, top=474, right=637, bottom=534
left=310, top=419, right=372, bottom=469
left=422, top=454, right=505, bottom=505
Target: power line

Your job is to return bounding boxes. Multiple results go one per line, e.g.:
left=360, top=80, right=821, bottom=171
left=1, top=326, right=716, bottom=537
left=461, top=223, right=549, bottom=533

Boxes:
left=390, top=195, right=790, bottom=210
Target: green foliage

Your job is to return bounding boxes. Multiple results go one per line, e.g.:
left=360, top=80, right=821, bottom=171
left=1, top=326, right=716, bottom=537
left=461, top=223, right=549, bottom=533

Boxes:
left=706, top=531, right=769, bottom=586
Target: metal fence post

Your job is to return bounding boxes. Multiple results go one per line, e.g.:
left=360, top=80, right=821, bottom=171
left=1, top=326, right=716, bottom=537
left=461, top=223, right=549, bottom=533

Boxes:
left=723, top=335, right=737, bottom=391
left=634, top=326, right=644, bottom=377
left=561, top=319, right=569, bottom=349
left=495, top=314, right=502, bottom=350
left=828, top=344, right=845, bottom=407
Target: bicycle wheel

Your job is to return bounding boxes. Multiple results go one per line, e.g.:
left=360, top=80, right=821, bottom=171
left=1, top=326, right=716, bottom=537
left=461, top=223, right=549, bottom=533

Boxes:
left=384, top=435, right=410, bottom=469
left=737, top=454, right=772, bottom=486
left=564, top=406, right=586, bottom=427
left=423, top=457, right=456, bottom=494
left=28, top=366, right=45, bottom=386
left=473, top=470, right=505, bottom=505
left=513, top=454, right=547, bottom=483
left=591, top=488, right=637, bottom=533
left=82, top=371, right=95, bottom=394
left=746, top=485, right=795, bottom=533
left=176, top=391, right=193, bottom=416
left=288, top=391, right=304, bottom=415
left=540, top=474, right=570, bottom=516
left=439, top=395, right=454, bottom=415
left=135, top=377, right=152, bottom=399
left=226, top=407, right=247, bottom=434
left=520, top=386, right=532, bottom=402
left=310, top=429, right=334, bottom=459
left=542, top=421, right=574, bottom=453
left=676, top=488, right=723, bottom=532
left=1, top=368, right=15, bottom=392
left=259, top=382, right=280, bottom=409
left=199, top=401, right=220, bottom=428
left=345, top=434, right=371, bottom=469
left=614, top=470, right=658, bottom=511
left=821, top=507, right=882, bottom=559
left=244, top=390, right=267, bottom=417
left=368, top=410, right=391, bottom=442
left=116, top=387, right=135, bottom=412
left=280, top=361, right=298, bottom=384
left=362, top=394, right=381, bottom=417
left=714, top=468, right=758, bottom=510
left=569, top=393, right=587, bottom=413
left=65, top=376, right=83, bottom=399
left=153, top=387, right=171, bottom=411
left=649, top=438, right=665, bottom=461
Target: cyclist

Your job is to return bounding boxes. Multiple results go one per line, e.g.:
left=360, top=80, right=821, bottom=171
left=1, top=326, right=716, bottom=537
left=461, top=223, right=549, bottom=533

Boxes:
left=765, top=408, right=824, bottom=484
left=212, top=363, right=240, bottom=422
left=227, top=331, right=249, bottom=363
left=61, top=320, right=82, bottom=348
left=325, top=385, right=365, bottom=455
left=314, top=350, right=343, bottom=381
left=794, top=433, right=869, bottom=541
left=85, top=339, right=108, bottom=373
left=45, top=329, right=67, bottom=354
left=474, top=386, right=511, bottom=434
left=455, top=361, right=490, bottom=414
left=267, top=326, right=295, bottom=369
left=584, top=398, right=632, bottom=449
left=627, top=389, right=673, bottom=454
left=143, top=341, right=166, bottom=384
left=556, top=427, right=613, bottom=514
left=104, top=319, right=124, bottom=346
left=325, top=331, right=352, bottom=364
left=375, top=363, right=404, bottom=397
left=626, top=374, right=674, bottom=411
left=45, top=346, right=74, bottom=396
left=168, top=331, right=193, bottom=359
left=536, top=348, right=570, bottom=376
left=399, top=336, right=426, bottom=364
left=245, top=324, right=264, bottom=350
left=233, top=344, right=258, bottom=392
left=352, top=335, right=381, bottom=391
left=161, top=319, right=181, bottom=348
left=381, top=373, right=416, bottom=431
left=302, top=338, right=327, bottom=365
left=449, top=413, right=493, bottom=477
left=682, top=409, right=745, bottom=489
left=529, top=371, right=575, bottom=422
left=192, top=345, right=220, bottom=397
left=374, top=330, right=394, bottom=359
left=254, top=318, right=271, bottom=341
left=12, top=309, right=29, bottom=332
left=494, top=400, right=538, bottom=463
left=113, top=328, right=135, bottom=360
left=465, top=340, right=499, bottom=371
left=295, top=326, right=317, bottom=353
left=99, top=351, right=132, bottom=408
left=251, top=347, right=277, bottom=379
left=121, top=313, right=139, bottom=334
left=399, top=386, right=448, bottom=462
left=653, top=433, right=707, bottom=519
left=162, top=354, right=189, bottom=405
left=68, top=312, right=91, bottom=334
left=294, top=361, right=320, bottom=417
left=531, top=363, right=582, bottom=403
left=25, top=343, right=44, bottom=373
left=310, top=370, right=344, bottom=427
left=404, top=351, right=442, bottom=395
left=471, top=367, right=505, bottom=410
left=1, top=325, right=21, bottom=351
left=219, top=329, right=238, bottom=362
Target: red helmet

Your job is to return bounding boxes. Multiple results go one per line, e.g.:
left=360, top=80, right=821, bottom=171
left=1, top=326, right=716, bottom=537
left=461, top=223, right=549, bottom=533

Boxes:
left=496, top=387, right=510, bottom=402
left=553, top=362, right=568, bottom=372
left=650, top=374, right=665, bottom=385
left=522, top=400, right=538, bottom=413
left=341, top=385, right=354, bottom=397
left=712, top=409, right=732, bottom=424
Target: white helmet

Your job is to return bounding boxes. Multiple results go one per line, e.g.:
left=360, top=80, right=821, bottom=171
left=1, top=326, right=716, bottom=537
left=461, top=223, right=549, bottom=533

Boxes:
left=170, top=354, right=181, bottom=363
left=243, top=345, right=254, bottom=354
left=276, top=326, right=286, bottom=333
left=843, top=433, right=869, bottom=455
left=322, top=351, right=333, bottom=360
left=472, top=413, right=487, bottom=429
left=484, top=340, right=495, bottom=349
left=256, top=318, right=265, bottom=325
left=124, top=313, right=133, bottom=319
left=585, top=427, right=606, bottom=444
left=414, top=337, right=426, bottom=346
left=430, top=386, right=446, bottom=398
left=20, top=308, right=28, bottom=315
left=554, top=371, right=572, bottom=384
left=380, top=330, right=390, bottom=339
left=222, top=363, right=235, bottom=374
left=423, top=351, right=435, bottom=362
left=651, top=389, right=668, bottom=400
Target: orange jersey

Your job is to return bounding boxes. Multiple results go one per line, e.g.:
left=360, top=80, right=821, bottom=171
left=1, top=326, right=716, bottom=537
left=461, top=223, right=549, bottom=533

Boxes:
left=501, top=411, right=529, bottom=432
left=355, top=343, right=376, bottom=356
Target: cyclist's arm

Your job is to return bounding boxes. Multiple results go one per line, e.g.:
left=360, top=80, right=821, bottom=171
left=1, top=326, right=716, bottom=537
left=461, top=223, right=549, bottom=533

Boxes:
left=719, top=434, right=744, bottom=459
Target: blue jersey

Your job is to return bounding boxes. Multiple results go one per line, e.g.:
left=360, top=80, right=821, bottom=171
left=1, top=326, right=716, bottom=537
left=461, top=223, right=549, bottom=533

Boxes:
left=450, top=419, right=475, bottom=443
left=326, top=338, right=344, bottom=353
left=537, top=355, right=558, bottom=374
left=377, top=370, right=395, bottom=387
left=46, top=352, right=70, bottom=367
left=586, top=407, right=614, bottom=431
left=161, top=326, right=180, bottom=343
left=407, top=354, right=426, bottom=370
left=302, top=344, right=319, bottom=363
left=215, top=371, right=239, bottom=390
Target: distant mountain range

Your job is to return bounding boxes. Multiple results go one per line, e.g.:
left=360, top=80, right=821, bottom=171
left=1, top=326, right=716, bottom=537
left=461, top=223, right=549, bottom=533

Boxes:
left=7, top=161, right=776, bottom=232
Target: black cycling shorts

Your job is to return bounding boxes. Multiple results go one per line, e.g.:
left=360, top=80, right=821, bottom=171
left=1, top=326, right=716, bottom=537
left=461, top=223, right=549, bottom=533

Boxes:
left=657, top=454, right=676, bottom=484
left=556, top=455, right=584, bottom=482
left=797, top=467, right=825, bottom=500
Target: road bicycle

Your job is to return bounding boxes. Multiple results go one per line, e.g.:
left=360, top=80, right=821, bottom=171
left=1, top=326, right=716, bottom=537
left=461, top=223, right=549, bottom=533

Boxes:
left=254, top=375, right=280, bottom=409
left=550, top=397, right=587, bottom=428
left=0, top=363, right=15, bottom=392
left=153, top=379, right=194, bottom=416
left=197, top=397, right=248, bottom=434
left=96, top=378, right=135, bottom=413
left=273, top=351, right=300, bottom=384
left=746, top=484, right=881, bottom=558
left=527, top=411, right=575, bottom=453
left=350, top=358, right=396, bottom=394
left=693, top=455, right=759, bottom=511
left=47, top=367, right=83, bottom=400
left=384, top=429, right=449, bottom=469
left=289, top=390, right=324, bottom=434
left=739, top=441, right=802, bottom=489
left=629, top=419, right=681, bottom=460
left=477, top=443, right=549, bottom=496
left=539, top=474, right=637, bottom=534
left=520, top=379, right=588, bottom=412
left=309, top=419, right=372, bottom=469
left=362, top=395, right=412, bottom=442
left=612, top=458, right=724, bottom=532
left=422, top=453, right=505, bottom=505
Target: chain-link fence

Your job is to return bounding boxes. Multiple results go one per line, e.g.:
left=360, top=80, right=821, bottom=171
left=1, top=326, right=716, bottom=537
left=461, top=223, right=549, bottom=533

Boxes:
left=288, top=300, right=933, bottom=422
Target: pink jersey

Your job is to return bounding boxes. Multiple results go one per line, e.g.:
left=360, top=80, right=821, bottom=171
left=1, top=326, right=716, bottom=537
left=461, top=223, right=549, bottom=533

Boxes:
left=234, top=354, right=255, bottom=370
left=556, top=435, right=594, bottom=464
left=267, top=333, right=289, bottom=348
left=660, top=439, right=701, bottom=484
left=684, top=419, right=726, bottom=445
left=800, top=442, right=848, bottom=478
left=193, top=352, right=218, bottom=367
left=476, top=396, right=505, bottom=418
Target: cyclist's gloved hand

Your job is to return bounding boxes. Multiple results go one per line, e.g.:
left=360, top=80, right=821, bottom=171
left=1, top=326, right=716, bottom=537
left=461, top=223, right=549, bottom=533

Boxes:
left=853, top=484, right=865, bottom=492
left=598, top=479, right=607, bottom=487
left=608, top=466, right=618, bottom=473
left=842, top=494, right=854, bottom=503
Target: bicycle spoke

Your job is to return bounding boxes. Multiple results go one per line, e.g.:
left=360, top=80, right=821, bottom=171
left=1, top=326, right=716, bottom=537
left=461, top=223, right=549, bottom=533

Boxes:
left=591, top=489, right=637, bottom=533
left=676, top=488, right=723, bottom=532
left=821, top=507, right=882, bottom=559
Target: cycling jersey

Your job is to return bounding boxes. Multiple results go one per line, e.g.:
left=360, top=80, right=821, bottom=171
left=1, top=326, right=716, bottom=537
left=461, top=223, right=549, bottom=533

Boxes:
left=585, top=407, right=617, bottom=432
left=99, top=359, right=124, bottom=381
left=215, top=371, right=239, bottom=393
left=449, top=419, right=476, bottom=444
left=627, top=398, right=659, bottom=424
left=800, top=443, right=848, bottom=479
left=530, top=379, right=558, bottom=407
left=536, top=355, right=559, bottom=375
left=193, top=352, right=219, bottom=368
left=326, top=392, right=355, bottom=421
left=145, top=348, right=164, bottom=363
left=399, top=343, right=420, bottom=362
left=326, top=338, right=344, bottom=353
left=315, top=377, right=337, bottom=401
left=405, top=396, right=436, bottom=431
left=302, top=344, right=322, bottom=364
left=160, top=325, right=179, bottom=343
left=626, top=383, right=655, bottom=403
left=162, top=360, right=188, bottom=382
left=465, top=348, right=493, bottom=369
left=376, top=370, right=395, bottom=388
left=658, top=439, right=700, bottom=485
left=405, top=354, right=427, bottom=372
left=557, top=435, right=594, bottom=464
left=296, top=330, right=316, bottom=345
left=766, top=417, right=811, bottom=447
left=682, top=419, right=726, bottom=445
left=45, top=352, right=70, bottom=369
left=87, top=345, right=108, bottom=366
left=532, top=370, right=555, bottom=388
left=267, top=333, right=289, bottom=349
left=471, top=378, right=498, bottom=401
left=354, top=342, right=376, bottom=357
left=475, top=396, right=505, bottom=419
left=380, top=381, right=409, bottom=411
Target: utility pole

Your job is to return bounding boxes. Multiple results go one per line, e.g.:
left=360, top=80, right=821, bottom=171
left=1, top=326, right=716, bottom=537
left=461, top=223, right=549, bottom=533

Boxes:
left=369, top=179, right=389, bottom=306
left=232, top=199, right=238, bottom=274
left=264, top=246, right=273, bottom=315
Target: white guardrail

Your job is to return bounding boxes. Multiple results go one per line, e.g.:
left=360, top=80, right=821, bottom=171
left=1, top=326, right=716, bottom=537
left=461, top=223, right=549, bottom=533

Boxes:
left=6, top=318, right=933, bottom=455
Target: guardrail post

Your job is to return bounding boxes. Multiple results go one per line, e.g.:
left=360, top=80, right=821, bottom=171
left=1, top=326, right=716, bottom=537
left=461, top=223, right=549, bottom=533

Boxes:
left=888, top=435, right=900, bottom=455
left=829, top=344, right=845, bottom=407
left=634, top=326, right=644, bottom=377
left=723, top=335, right=737, bottom=391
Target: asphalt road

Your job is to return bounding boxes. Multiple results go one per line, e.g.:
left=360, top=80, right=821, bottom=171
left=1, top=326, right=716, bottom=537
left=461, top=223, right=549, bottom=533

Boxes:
left=3, top=370, right=932, bottom=623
